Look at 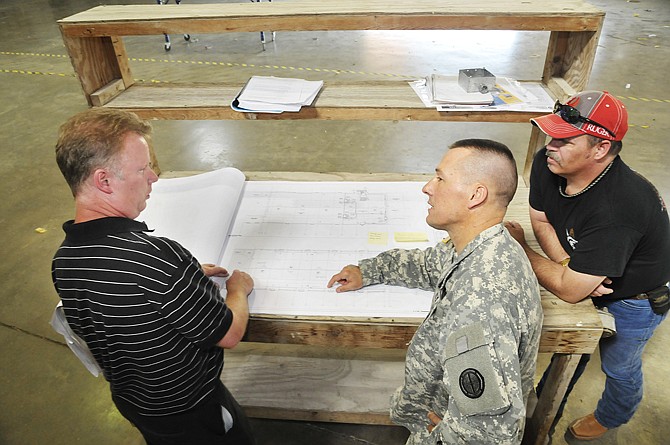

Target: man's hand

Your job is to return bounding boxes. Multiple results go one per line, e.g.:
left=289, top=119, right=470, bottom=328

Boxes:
left=217, top=270, right=253, bottom=349
left=226, top=270, right=254, bottom=297
left=426, top=411, right=442, bottom=433
left=327, top=265, right=363, bottom=293
left=591, top=277, right=613, bottom=297
left=504, top=220, right=527, bottom=245
left=201, top=263, right=229, bottom=278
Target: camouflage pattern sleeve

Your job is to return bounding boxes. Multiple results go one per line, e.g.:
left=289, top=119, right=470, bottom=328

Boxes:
left=435, top=310, right=529, bottom=444
left=357, top=241, right=454, bottom=290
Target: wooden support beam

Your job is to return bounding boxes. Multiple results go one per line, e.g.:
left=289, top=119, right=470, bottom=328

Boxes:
left=524, top=354, right=581, bottom=445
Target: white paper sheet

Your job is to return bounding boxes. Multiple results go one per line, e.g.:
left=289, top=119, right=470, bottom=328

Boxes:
left=410, top=76, right=554, bottom=112
left=220, top=181, right=442, bottom=318
left=233, top=76, right=324, bottom=113
left=430, top=74, right=494, bottom=104
left=139, top=167, right=245, bottom=264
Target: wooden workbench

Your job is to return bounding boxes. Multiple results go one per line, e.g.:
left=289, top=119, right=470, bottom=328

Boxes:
left=58, top=0, right=605, bottom=181
left=188, top=171, right=602, bottom=444
left=58, top=1, right=607, bottom=439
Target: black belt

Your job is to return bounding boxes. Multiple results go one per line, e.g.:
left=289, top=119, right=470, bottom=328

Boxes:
left=628, top=284, right=669, bottom=300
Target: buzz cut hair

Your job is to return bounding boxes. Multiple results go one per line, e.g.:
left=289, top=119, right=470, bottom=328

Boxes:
left=449, top=138, right=518, bottom=207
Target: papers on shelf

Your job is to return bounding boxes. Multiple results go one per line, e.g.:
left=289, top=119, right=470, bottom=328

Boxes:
left=430, top=74, right=494, bottom=105
left=232, top=76, right=323, bottom=113
left=410, top=75, right=555, bottom=112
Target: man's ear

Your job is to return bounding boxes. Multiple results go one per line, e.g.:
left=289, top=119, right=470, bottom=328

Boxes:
left=593, top=139, right=612, bottom=160
left=467, top=184, right=488, bottom=209
left=93, top=169, right=114, bottom=194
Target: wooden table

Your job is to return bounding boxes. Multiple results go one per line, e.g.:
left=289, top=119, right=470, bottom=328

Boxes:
left=200, top=172, right=603, bottom=445
left=58, top=0, right=605, bottom=181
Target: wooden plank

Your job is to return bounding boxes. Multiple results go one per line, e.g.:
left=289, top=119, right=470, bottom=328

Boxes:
left=524, top=354, right=581, bottom=445
left=221, top=343, right=404, bottom=425
left=58, top=1, right=604, bottom=37
left=60, top=16, right=603, bottom=37
left=90, top=78, right=126, bottom=107
left=60, top=35, right=125, bottom=106
left=102, top=82, right=548, bottom=123
left=523, top=125, right=548, bottom=185
left=245, top=299, right=600, bottom=354
left=545, top=76, right=577, bottom=103
left=244, top=171, right=434, bottom=183
left=110, top=35, right=134, bottom=90
left=537, top=294, right=602, bottom=354
left=126, top=106, right=544, bottom=123
left=543, top=28, right=602, bottom=93
left=246, top=317, right=417, bottom=349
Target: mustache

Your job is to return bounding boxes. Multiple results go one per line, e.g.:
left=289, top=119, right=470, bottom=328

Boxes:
left=545, top=150, right=560, bottom=162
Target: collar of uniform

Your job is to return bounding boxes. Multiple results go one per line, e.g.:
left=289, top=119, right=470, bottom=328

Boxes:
left=437, top=223, right=505, bottom=288
left=457, top=223, right=505, bottom=261
left=62, top=217, right=150, bottom=244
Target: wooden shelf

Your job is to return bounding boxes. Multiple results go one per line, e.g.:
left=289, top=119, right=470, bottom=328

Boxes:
left=59, top=1, right=604, bottom=37
left=103, top=80, right=548, bottom=122
left=59, top=0, right=605, bottom=181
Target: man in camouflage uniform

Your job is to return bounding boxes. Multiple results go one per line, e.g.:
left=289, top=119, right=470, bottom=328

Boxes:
left=328, top=139, right=543, bottom=444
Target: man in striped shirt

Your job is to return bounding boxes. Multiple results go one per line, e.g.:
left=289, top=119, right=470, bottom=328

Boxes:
left=52, top=108, right=255, bottom=445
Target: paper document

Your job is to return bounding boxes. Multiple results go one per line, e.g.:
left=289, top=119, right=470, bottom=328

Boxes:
left=430, top=74, right=493, bottom=105
left=232, top=76, right=323, bottom=113
left=409, top=75, right=554, bottom=113
left=50, top=302, right=103, bottom=377
left=140, top=168, right=245, bottom=264
left=140, top=170, right=444, bottom=318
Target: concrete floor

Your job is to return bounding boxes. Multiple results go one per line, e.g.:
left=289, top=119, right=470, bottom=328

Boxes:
left=1, top=0, right=669, bottom=444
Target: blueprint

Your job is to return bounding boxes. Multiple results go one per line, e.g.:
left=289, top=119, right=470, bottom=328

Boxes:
left=220, top=181, right=442, bottom=317
left=141, top=170, right=444, bottom=318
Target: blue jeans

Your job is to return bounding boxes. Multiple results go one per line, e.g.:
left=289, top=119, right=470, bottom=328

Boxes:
left=594, top=298, right=667, bottom=428
left=538, top=297, right=667, bottom=432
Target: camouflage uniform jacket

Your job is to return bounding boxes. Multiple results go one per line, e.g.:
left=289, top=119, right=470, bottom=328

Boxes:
left=358, top=224, right=542, bottom=445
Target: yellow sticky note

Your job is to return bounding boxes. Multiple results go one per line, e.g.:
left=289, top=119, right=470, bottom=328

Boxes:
left=394, top=232, right=429, bottom=242
left=368, top=232, right=388, bottom=245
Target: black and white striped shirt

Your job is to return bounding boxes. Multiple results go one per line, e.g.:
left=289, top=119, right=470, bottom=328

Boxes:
left=52, top=217, right=233, bottom=416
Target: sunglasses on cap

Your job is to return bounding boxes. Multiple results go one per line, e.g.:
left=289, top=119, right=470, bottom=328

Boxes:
left=553, top=100, right=616, bottom=138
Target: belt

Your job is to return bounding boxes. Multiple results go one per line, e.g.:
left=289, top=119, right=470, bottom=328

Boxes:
left=628, top=283, right=670, bottom=300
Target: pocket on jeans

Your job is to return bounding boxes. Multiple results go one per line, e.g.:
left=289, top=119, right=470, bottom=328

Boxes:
left=618, top=299, right=651, bottom=311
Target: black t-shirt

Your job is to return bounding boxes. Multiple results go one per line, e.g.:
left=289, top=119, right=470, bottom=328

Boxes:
left=529, top=149, right=670, bottom=300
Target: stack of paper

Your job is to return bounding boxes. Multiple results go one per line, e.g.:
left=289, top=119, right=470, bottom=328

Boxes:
left=409, top=75, right=554, bottom=113
left=428, top=74, right=493, bottom=105
left=232, top=76, right=323, bottom=113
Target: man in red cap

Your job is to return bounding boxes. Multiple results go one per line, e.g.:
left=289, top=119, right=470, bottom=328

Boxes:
left=505, top=91, right=669, bottom=440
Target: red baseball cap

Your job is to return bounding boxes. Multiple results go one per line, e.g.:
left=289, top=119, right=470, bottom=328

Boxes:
left=531, top=91, right=628, bottom=141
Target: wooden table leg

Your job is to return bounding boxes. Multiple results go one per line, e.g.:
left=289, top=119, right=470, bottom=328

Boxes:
left=524, top=353, right=581, bottom=445
left=523, top=126, right=547, bottom=186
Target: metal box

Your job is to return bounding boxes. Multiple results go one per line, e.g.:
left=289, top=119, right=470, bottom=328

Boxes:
left=458, top=68, right=496, bottom=93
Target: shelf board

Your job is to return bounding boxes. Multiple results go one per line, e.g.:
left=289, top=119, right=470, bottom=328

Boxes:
left=101, top=80, right=550, bottom=122
left=59, top=1, right=604, bottom=37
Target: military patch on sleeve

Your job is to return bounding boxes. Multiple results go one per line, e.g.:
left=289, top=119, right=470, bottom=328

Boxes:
left=443, top=322, right=511, bottom=416
left=459, top=368, right=485, bottom=399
